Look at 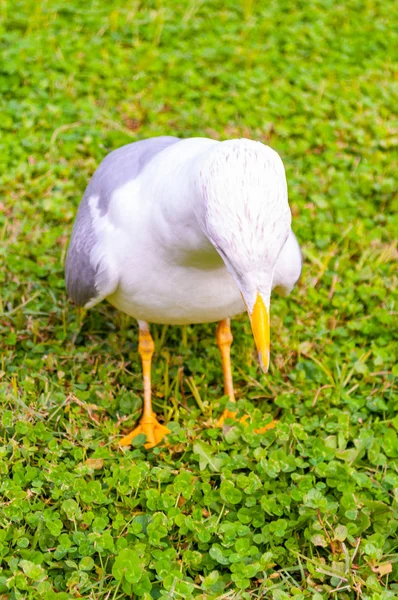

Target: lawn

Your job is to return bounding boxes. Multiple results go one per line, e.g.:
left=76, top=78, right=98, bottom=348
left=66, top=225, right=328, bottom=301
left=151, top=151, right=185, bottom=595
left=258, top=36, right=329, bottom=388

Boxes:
left=0, top=0, right=397, bottom=598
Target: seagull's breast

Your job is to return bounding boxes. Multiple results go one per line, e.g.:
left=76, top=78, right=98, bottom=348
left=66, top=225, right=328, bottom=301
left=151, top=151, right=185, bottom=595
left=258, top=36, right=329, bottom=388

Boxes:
left=106, top=210, right=245, bottom=324
left=108, top=249, right=245, bottom=325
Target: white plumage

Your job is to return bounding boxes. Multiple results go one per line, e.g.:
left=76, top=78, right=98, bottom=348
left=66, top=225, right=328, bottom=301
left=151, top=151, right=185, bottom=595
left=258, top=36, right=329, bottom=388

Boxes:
left=65, top=136, right=302, bottom=447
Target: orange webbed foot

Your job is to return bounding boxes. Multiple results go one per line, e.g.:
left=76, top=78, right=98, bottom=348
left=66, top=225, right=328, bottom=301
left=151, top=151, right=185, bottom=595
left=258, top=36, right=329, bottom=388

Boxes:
left=120, top=413, right=170, bottom=449
left=216, top=409, right=277, bottom=433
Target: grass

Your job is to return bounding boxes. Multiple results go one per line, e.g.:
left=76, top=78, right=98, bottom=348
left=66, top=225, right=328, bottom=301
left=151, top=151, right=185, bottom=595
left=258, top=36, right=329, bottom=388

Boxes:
left=0, top=0, right=397, bottom=598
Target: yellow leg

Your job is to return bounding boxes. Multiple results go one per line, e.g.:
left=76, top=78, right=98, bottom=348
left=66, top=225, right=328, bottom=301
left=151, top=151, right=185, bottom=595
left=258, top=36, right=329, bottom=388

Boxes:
left=215, top=318, right=276, bottom=432
left=216, top=319, right=237, bottom=425
left=119, top=324, right=170, bottom=449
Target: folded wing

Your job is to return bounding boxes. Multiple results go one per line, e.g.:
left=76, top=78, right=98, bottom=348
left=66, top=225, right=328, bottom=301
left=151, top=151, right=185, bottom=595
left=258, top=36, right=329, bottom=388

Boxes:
left=65, top=136, right=180, bottom=307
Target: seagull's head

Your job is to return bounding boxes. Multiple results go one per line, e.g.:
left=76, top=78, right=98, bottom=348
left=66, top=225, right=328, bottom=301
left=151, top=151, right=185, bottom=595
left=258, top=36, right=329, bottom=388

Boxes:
left=194, top=139, right=291, bottom=373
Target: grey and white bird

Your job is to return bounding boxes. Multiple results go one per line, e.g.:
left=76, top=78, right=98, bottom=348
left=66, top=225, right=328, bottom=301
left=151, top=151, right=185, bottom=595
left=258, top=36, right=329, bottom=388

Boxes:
left=65, top=136, right=302, bottom=448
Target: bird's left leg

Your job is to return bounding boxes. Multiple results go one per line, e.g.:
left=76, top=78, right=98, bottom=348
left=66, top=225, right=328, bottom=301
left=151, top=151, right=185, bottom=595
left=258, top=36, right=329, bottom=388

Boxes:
left=215, top=318, right=276, bottom=432
left=119, top=322, right=170, bottom=449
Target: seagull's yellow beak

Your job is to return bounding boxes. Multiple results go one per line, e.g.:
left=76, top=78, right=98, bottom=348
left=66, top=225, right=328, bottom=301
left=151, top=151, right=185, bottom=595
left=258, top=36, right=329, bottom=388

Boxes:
left=248, top=293, right=270, bottom=373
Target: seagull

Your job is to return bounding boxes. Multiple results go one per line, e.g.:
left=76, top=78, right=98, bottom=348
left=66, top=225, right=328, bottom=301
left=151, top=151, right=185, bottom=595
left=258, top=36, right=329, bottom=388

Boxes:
left=65, top=136, right=302, bottom=448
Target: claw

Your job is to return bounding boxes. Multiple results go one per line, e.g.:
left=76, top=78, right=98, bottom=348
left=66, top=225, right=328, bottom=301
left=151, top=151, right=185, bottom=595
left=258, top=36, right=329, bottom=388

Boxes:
left=253, top=420, right=277, bottom=433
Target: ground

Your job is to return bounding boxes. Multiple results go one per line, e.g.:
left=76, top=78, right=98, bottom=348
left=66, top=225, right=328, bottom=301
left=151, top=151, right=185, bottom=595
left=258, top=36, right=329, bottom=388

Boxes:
left=0, top=0, right=397, bottom=598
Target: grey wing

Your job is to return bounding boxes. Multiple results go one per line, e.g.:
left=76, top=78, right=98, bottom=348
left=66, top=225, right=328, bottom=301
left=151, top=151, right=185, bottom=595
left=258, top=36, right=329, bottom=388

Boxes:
left=65, top=190, right=107, bottom=307
left=272, top=230, right=302, bottom=296
left=65, top=136, right=180, bottom=307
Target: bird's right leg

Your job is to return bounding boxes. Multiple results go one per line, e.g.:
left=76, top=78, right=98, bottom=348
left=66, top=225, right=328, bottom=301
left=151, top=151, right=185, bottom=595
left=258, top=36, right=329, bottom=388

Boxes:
left=119, top=322, right=170, bottom=449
